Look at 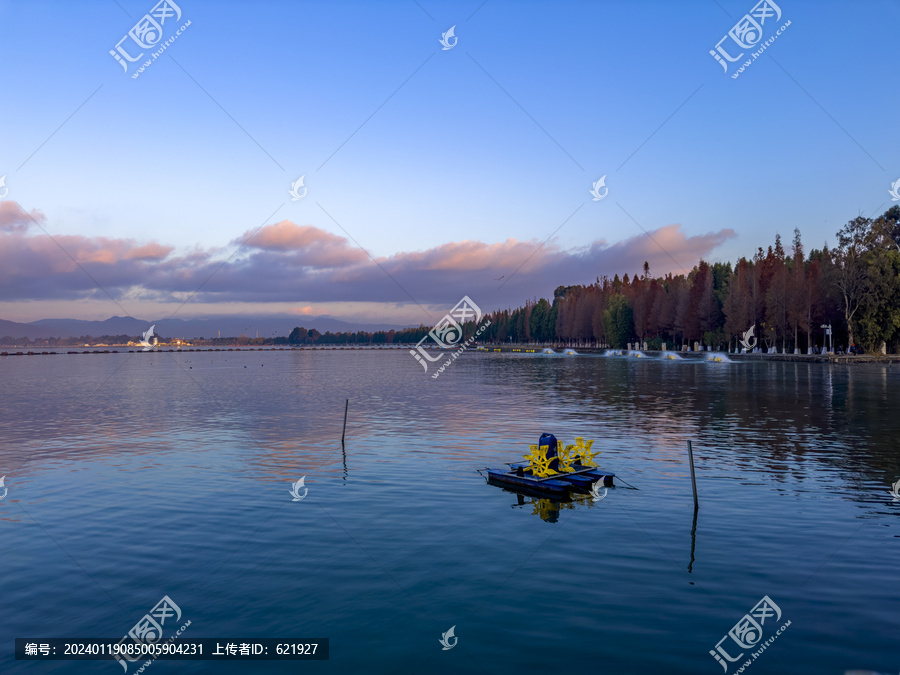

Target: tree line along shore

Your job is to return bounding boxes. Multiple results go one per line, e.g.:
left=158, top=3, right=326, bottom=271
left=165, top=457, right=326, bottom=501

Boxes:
left=434, top=207, right=900, bottom=355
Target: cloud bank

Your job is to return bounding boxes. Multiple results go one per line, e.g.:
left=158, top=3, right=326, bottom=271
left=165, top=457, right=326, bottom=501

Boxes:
left=0, top=202, right=735, bottom=319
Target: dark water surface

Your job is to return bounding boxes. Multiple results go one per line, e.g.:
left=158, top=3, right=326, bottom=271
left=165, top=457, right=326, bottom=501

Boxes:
left=1, top=349, right=898, bottom=674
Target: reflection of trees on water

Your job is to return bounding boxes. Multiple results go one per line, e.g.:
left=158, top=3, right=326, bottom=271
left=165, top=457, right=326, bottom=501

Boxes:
left=479, top=358, right=900, bottom=488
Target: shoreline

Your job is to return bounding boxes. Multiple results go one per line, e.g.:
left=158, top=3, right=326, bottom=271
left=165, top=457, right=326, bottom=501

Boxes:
left=2, top=344, right=898, bottom=364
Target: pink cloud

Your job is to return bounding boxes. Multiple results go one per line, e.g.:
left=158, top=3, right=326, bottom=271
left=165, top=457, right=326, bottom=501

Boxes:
left=391, top=238, right=543, bottom=271
left=239, top=221, right=367, bottom=267
left=599, top=224, right=738, bottom=275
left=124, top=242, right=174, bottom=261
left=0, top=202, right=45, bottom=233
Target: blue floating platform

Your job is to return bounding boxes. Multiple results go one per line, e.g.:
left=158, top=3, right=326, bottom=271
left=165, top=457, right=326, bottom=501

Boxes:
left=487, top=464, right=615, bottom=496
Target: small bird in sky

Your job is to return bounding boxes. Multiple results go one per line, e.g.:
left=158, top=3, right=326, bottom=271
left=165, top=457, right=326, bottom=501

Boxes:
left=494, top=275, right=504, bottom=281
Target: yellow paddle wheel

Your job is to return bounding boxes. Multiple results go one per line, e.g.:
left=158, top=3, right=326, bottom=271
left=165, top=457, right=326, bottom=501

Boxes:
left=524, top=444, right=556, bottom=477
left=523, top=438, right=600, bottom=475
left=571, top=437, right=600, bottom=467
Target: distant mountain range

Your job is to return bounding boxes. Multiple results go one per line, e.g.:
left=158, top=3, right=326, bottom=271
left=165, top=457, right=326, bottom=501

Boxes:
left=0, top=315, right=414, bottom=339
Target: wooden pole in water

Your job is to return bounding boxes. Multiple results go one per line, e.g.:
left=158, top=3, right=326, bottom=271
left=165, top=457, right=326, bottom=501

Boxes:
left=341, top=399, right=349, bottom=445
left=687, top=440, right=698, bottom=509
left=688, top=504, right=698, bottom=573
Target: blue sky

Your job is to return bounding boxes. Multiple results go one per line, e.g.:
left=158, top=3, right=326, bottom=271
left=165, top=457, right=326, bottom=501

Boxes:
left=0, top=0, right=897, bottom=325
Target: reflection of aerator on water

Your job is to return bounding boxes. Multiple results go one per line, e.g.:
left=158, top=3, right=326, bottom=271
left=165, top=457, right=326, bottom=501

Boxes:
left=515, top=494, right=576, bottom=523
left=483, top=432, right=616, bottom=498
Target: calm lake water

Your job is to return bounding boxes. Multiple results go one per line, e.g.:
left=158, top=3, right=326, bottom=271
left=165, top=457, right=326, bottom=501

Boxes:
left=1, top=349, right=898, bottom=674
